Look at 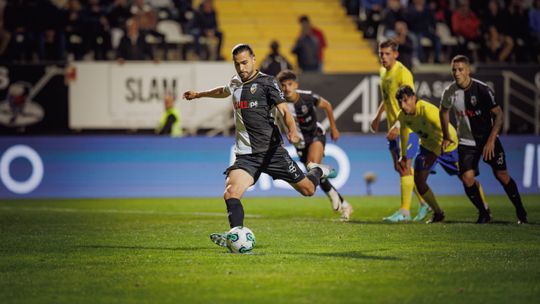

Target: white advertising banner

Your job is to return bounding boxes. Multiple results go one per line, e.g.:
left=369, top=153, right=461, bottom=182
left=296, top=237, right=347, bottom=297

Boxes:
left=69, top=61, right=236, bottom=131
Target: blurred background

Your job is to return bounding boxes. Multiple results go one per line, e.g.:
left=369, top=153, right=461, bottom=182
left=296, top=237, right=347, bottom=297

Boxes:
left=0, top=0, right=538, bottom=199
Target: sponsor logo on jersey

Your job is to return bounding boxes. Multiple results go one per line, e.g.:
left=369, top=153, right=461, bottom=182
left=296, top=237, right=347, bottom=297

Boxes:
left=471, top=95, right=477, bottom=106
left=234, top=100, right=258, bottom=109
left=250, top=83, right=258, bottom=94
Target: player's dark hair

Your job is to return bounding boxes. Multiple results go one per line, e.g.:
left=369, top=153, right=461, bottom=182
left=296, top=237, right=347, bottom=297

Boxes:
left=276, top=69, right=297, bottom=83
left=395, top=85, right=415, bottom=101
left=451, top=55, right=470, bottom=65
left=232, top=44, right=254, bottom=57
left=379, top=39, right=399, bottom=52
left=299, top=15, right=310, bottom=23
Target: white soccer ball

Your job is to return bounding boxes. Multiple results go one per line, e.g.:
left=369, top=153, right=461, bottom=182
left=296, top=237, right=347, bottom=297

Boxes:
left=226, top=226, right=256, bottom=254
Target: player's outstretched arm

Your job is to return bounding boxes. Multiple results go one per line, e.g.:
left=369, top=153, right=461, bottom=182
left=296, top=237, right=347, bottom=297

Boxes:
left=183, top=86, right=230, bottom=100
left=318, top=97, right=340, bottom=141
left=276, top=102, right=299, bottom=144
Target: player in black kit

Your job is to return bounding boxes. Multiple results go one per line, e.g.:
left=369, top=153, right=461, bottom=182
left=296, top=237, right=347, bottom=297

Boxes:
left=440, top=55, right=528, bottom=224
left=183, top=44, right=338, bottom=248
left=276, top=69, right=353, bottom=221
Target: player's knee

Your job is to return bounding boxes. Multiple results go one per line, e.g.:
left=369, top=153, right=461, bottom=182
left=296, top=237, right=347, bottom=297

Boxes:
left=299, top=185, right=315, bottom=196
left=494, top=171, right=510, bottom=184
left=224, top=185, right=242, bottom=200
left=461, top=175, right=475, bottom=187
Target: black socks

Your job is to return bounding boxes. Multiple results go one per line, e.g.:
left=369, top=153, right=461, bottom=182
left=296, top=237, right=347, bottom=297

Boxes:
left=225, top=198, right=244, bottom=228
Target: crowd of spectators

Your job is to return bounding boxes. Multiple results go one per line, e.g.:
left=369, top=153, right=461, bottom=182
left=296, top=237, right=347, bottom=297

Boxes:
left=343, top=0, right=540, bottom=66
left=0, top=0, right=223, bottom=63
left=2, top=0, right=539, bottom=67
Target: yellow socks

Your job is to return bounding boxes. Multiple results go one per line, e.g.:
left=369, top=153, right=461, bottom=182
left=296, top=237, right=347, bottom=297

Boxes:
left=400, top=175, right=414, bottom=211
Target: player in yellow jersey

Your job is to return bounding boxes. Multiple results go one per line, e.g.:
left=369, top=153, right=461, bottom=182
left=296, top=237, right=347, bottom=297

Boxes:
left=370, top=39, right=430, bottom=222
left=395, top=85, right=460, bottom=223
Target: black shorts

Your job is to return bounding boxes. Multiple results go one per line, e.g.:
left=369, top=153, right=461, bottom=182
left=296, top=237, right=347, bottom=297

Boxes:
left=296, top=129, right=326, bottom=164
left=224, top=145, right=305, bottom=184
left=458, top=138, right=507, bottom=175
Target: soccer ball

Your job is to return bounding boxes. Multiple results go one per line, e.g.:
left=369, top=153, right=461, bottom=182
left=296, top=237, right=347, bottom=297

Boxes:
left=226, top=226, right=256, bottom=254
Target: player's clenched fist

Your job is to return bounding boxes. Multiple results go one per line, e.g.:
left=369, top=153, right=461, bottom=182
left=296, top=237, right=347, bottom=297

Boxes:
left=183, top=91, right=199, bottom=100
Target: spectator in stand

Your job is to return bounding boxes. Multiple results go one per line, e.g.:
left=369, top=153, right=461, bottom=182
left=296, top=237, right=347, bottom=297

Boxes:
left=430, top=0, right=454, bottom=26
left=86, top=0, right=112, bottom=60
left=293, top=16, right=321, bottom=72
left=406, top=0, right=442, bottom=63
left=260, top=40, right=293, bottom=77
left=506, top=0, right=533, bottom=62
left=4, top=0, right=37, bottom=62
left=65, top=0, right=89, bottom=60
left=361, top=0, right=385, bottom=38
left=482, top=0, right=514, bottom=62
left=189, top=0, right=223, bottom=60
left=531, top=0, right=540, bottom=61
left=40, top=0, right=67, bottom=61
left=107, top=0, right=132, bottom=29
left=296, top=15, right=326, bottom=71
left=452, top=0, right=481, bottom=60
left=382, top=0, right=406, bottom=37
left=172, top=0, right=194, bottom=30
left=116, top=18, right=154, bottom=62
left=130, top=0, right=165, bottom=56
left=393, top=21, right=415, bottom=69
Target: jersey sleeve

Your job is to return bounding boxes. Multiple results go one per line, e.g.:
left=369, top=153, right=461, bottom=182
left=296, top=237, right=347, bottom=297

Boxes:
left=224, top=75, right=236, bottom=95
left=267, top=77, right=286, bottom=106
left=400, top=66, right=415, bottom=92
left=312, top=92, right=321, bottom=107
left=440, top=87, right=454, bottom=109
left=482, top=84, right=499, bottom=110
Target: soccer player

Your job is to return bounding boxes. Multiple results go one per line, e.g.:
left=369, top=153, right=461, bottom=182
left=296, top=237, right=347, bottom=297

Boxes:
left=395, top=85, right=460, bottom=223
left=276, top=69, right=353, bottom=221
left=440, top=55, right=528, bottom=224
left=183, top=44, right=337, bottom=248
left=370, top=39, right=431, bottom=222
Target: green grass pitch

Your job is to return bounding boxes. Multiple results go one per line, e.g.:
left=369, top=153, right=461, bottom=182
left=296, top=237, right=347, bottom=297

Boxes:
left=1, top=195, right=539, bottom=303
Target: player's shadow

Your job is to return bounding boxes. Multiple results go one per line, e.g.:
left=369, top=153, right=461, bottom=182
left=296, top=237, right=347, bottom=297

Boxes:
left=286, top=250, right=400, bottom=261
left=79, top=245, right=208, bottom=251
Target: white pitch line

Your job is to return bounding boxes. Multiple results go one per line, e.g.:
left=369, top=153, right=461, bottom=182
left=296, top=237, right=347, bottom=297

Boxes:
left=0, top=206, right=263, bottom=218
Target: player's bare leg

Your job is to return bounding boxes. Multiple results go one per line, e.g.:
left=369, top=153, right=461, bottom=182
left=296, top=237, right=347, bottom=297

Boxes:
left=291, top=162, right=337, bottom=196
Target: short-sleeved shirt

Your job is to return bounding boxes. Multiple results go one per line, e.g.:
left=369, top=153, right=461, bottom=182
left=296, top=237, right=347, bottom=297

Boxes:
left=440, top=79, right=499, bottom=147
left=379, top=60, right=415, bottom=130
left=398, top=99, right=458, bottom=156
left=284, top=90, right=324, bottom=148
left=224, top=71, right=286, bottom=155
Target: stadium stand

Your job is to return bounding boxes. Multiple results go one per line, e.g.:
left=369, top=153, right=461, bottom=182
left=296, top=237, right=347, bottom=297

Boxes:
left=214, top=0, right=379, bottom=73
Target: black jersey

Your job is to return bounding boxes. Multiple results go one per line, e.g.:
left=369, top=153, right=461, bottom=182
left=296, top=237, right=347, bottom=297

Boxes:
left=225, top=71, right=286, bottom=155
left=287, top=90, right=321, bottom=135
left=441, top=79, right=500, bottom=147
left=278, top=89, right=323, bottom=149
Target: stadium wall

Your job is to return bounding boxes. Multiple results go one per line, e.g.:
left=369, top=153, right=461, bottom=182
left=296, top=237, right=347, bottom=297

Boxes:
left=1, top=135, right=539, bottom=199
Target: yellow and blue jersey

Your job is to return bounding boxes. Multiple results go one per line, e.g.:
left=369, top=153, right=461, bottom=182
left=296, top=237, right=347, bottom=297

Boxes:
left=379, top=60, right=414, bottom=129
left=397, top=99, right=458, bottom=157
